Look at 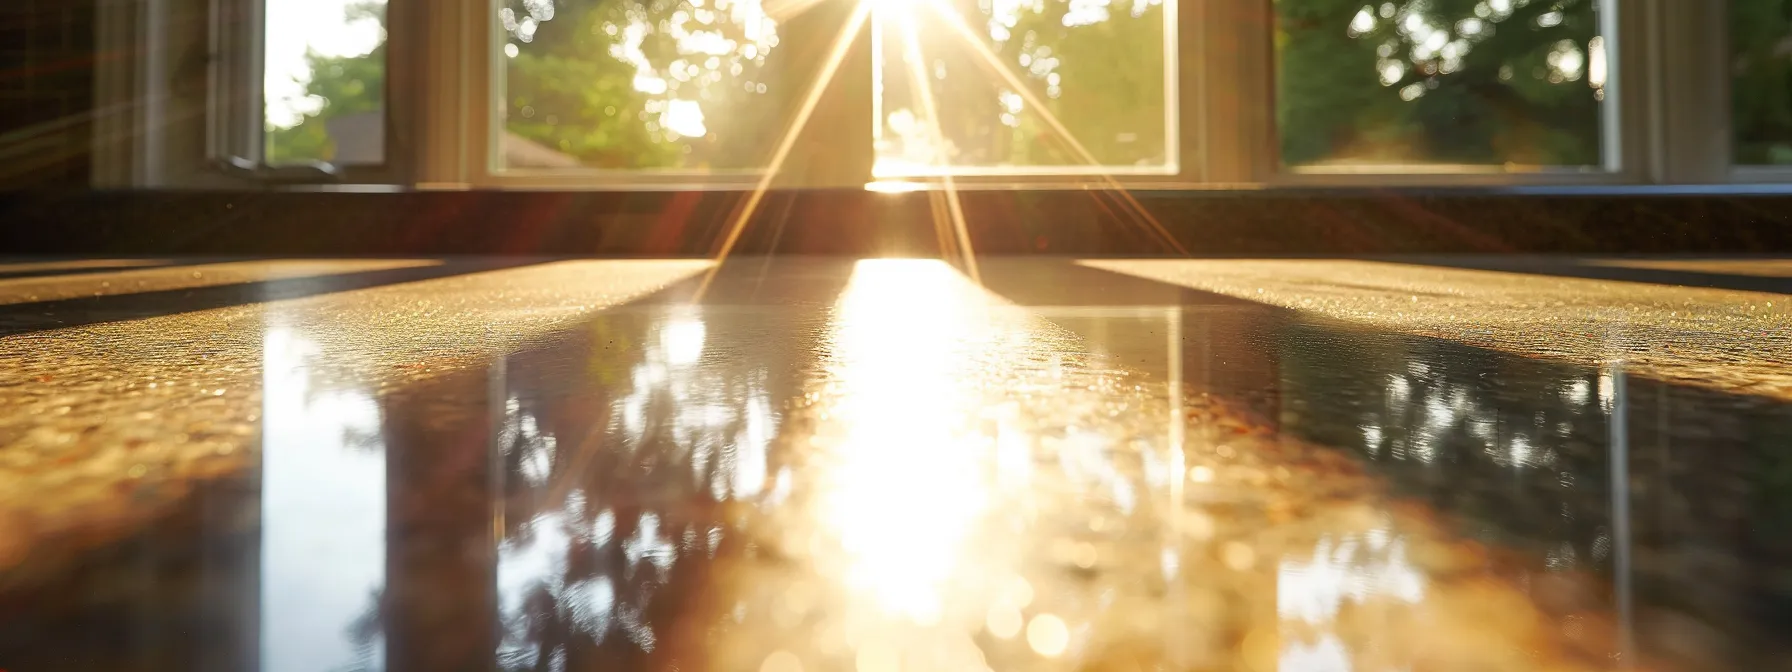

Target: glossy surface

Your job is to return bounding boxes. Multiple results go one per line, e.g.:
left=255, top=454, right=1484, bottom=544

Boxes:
left=2, top=257, right=1790, bottom=672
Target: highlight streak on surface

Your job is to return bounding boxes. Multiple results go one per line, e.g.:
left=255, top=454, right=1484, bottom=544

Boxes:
left=708, top=260, right=1612, bottom=672
left=762, top=0, right=834, bottom=21
left=694, top=0, right=875, bottom=302
left=1081, top=258, right=1792, bottom=399
left=920, top=0, right=1188, bottom=256
left=0, top=260, right=711, bottom=581
left=895, top=10, right=981, bottom=284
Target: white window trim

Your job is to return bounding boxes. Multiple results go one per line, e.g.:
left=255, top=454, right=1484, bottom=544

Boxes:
left=98, top=0, right=1759, bottom=190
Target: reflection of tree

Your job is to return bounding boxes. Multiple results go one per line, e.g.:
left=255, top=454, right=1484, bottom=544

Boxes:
left=1276, top=325, right=1613, bottom=568
left=1277, top=0, right=1601, bottom=165
left=491, top=307, right=788, bottom=670
left=1276, top=322, right=1792, bottom=669
left=1277, top=528, right=1426, bottom=671
left=342, top=588, right=384, bottom=672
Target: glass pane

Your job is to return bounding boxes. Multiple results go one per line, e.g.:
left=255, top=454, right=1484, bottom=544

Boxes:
left=873, top=0, right=1176, bottom=176
left=1275, top=0, right=1608, bottom=168
left=264, top=0, right=388, bottom=165
left=1733, top=0, right=1792, bottom=165
left=497, top=0, right=800, bottom=171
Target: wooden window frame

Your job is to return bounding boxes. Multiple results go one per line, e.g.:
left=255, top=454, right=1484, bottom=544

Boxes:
left=94, top=0, right=1754, bottom=189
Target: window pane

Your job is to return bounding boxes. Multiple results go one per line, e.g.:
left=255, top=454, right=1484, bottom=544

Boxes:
left=1733, top=0, right=1792, bottom=165
left=1275, top=0, right=1608, bottom=169
left=264, top=0, right=388, bottom=165
left=873, top=0, right=1175, bottom=176
left=497, top=0, right=801, bottom=171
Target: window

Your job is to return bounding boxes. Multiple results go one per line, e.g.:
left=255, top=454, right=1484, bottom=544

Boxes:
left=485, top=0, right=1176, bottom=180
left=495, top=0, right=794, bottom=172
left=263, top=0, right=390, bottom=166
left=95, top=0, right=1792, bottom=187
left=871, top=0, right=1176, bottom=176
left=1275, top=0, right=1611, bottom=171
left=1733, top=0, right=1792, bottom=166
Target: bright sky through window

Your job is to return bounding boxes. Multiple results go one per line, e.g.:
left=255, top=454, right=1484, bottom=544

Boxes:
left=265, top=0, right=386, bottom=128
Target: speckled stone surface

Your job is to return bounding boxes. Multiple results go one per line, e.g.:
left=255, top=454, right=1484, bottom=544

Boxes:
left=1, top=257, right=1788, bottom=672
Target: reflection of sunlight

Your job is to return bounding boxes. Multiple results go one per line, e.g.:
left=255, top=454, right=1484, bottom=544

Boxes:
left=497, top=296, right=788, bottom=665
left=819, top=259, right=995, bottom=623
left=606, top=305, right=780, bottom=500
left=662, top=304, right=709, bottom=366
left=1278, top=529, right=1424, bottom=624
left=261, top=327, right=386, bottom=672
left=497, top=508, right=621, bottom=665
left=1280, top=634, right=1352, bottom=672
left=1278, top=527, right=1425, bottom=672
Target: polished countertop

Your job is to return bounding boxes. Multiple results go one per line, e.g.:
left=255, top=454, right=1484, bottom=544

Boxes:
left=1, top=256, right=1789, bottom=672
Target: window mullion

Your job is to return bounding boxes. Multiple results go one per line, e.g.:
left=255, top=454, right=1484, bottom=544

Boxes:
left=1638, top=0, right=1729, bottom=183
left=1200, top=0, right=1275, bottom=184
left=769, top=0, right=874, bottom=189
left=207, top=0, right=264, bottom=168
left=414, top=0, right=482, bottom=188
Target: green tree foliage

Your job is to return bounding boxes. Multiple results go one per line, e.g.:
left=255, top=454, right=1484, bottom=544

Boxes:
left=900, top=0, right=1169, bottom=168
left=275, top=0, right=1672, bottom=172
left=1733, top=0, right=1792, bottom=164
left=266, top=1, right=387, bottom=164
left=500, top=0, right=787, bottom=169
left=1276, top=0, right=1602, bottom=166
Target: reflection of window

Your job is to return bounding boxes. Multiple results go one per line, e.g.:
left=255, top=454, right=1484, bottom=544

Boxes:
left=260, top=327, right=387, bottom=672
left=1275, top=0, right=1609, bottom=169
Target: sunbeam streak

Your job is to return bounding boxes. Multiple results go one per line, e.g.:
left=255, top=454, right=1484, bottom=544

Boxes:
left=763, top=0, right=838, bottom=21
left=917, top=0, right=1188, bottom=255
left=694, top=0, right=876, bottom=302
left=894, top=8, right=982, bottom=284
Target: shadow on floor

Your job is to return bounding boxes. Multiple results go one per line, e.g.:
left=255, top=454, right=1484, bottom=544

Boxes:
left=0, top=259, right=555, bottom=338
left=1388, top=256, right=1792, bottom=295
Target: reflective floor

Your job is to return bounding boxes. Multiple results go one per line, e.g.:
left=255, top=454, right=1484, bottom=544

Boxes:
left=2, top=257, right=1790, bottom=672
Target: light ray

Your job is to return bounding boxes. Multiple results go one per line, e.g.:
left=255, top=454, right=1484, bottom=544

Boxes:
left=895, top=8, right=982, bottom=284
left=695, top=0, right=875, bottom=302
left=763, top=0, right=837, bottom=21
left=917, top=0, right=1188, bottom=255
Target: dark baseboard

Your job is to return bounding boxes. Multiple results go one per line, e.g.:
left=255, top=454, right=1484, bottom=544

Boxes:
left=4, top=187, right=1791, bottom=256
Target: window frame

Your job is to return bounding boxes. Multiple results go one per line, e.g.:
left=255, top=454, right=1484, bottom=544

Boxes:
left=1260, top=0, right=1648, bottom=187
left=422, top=0, right=1205, bottom=189
left=101, top=0, right=1761, bottom=190
left=95, top=0, right=416, bottom=187
left=224, top=0, right=414, bottom=184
